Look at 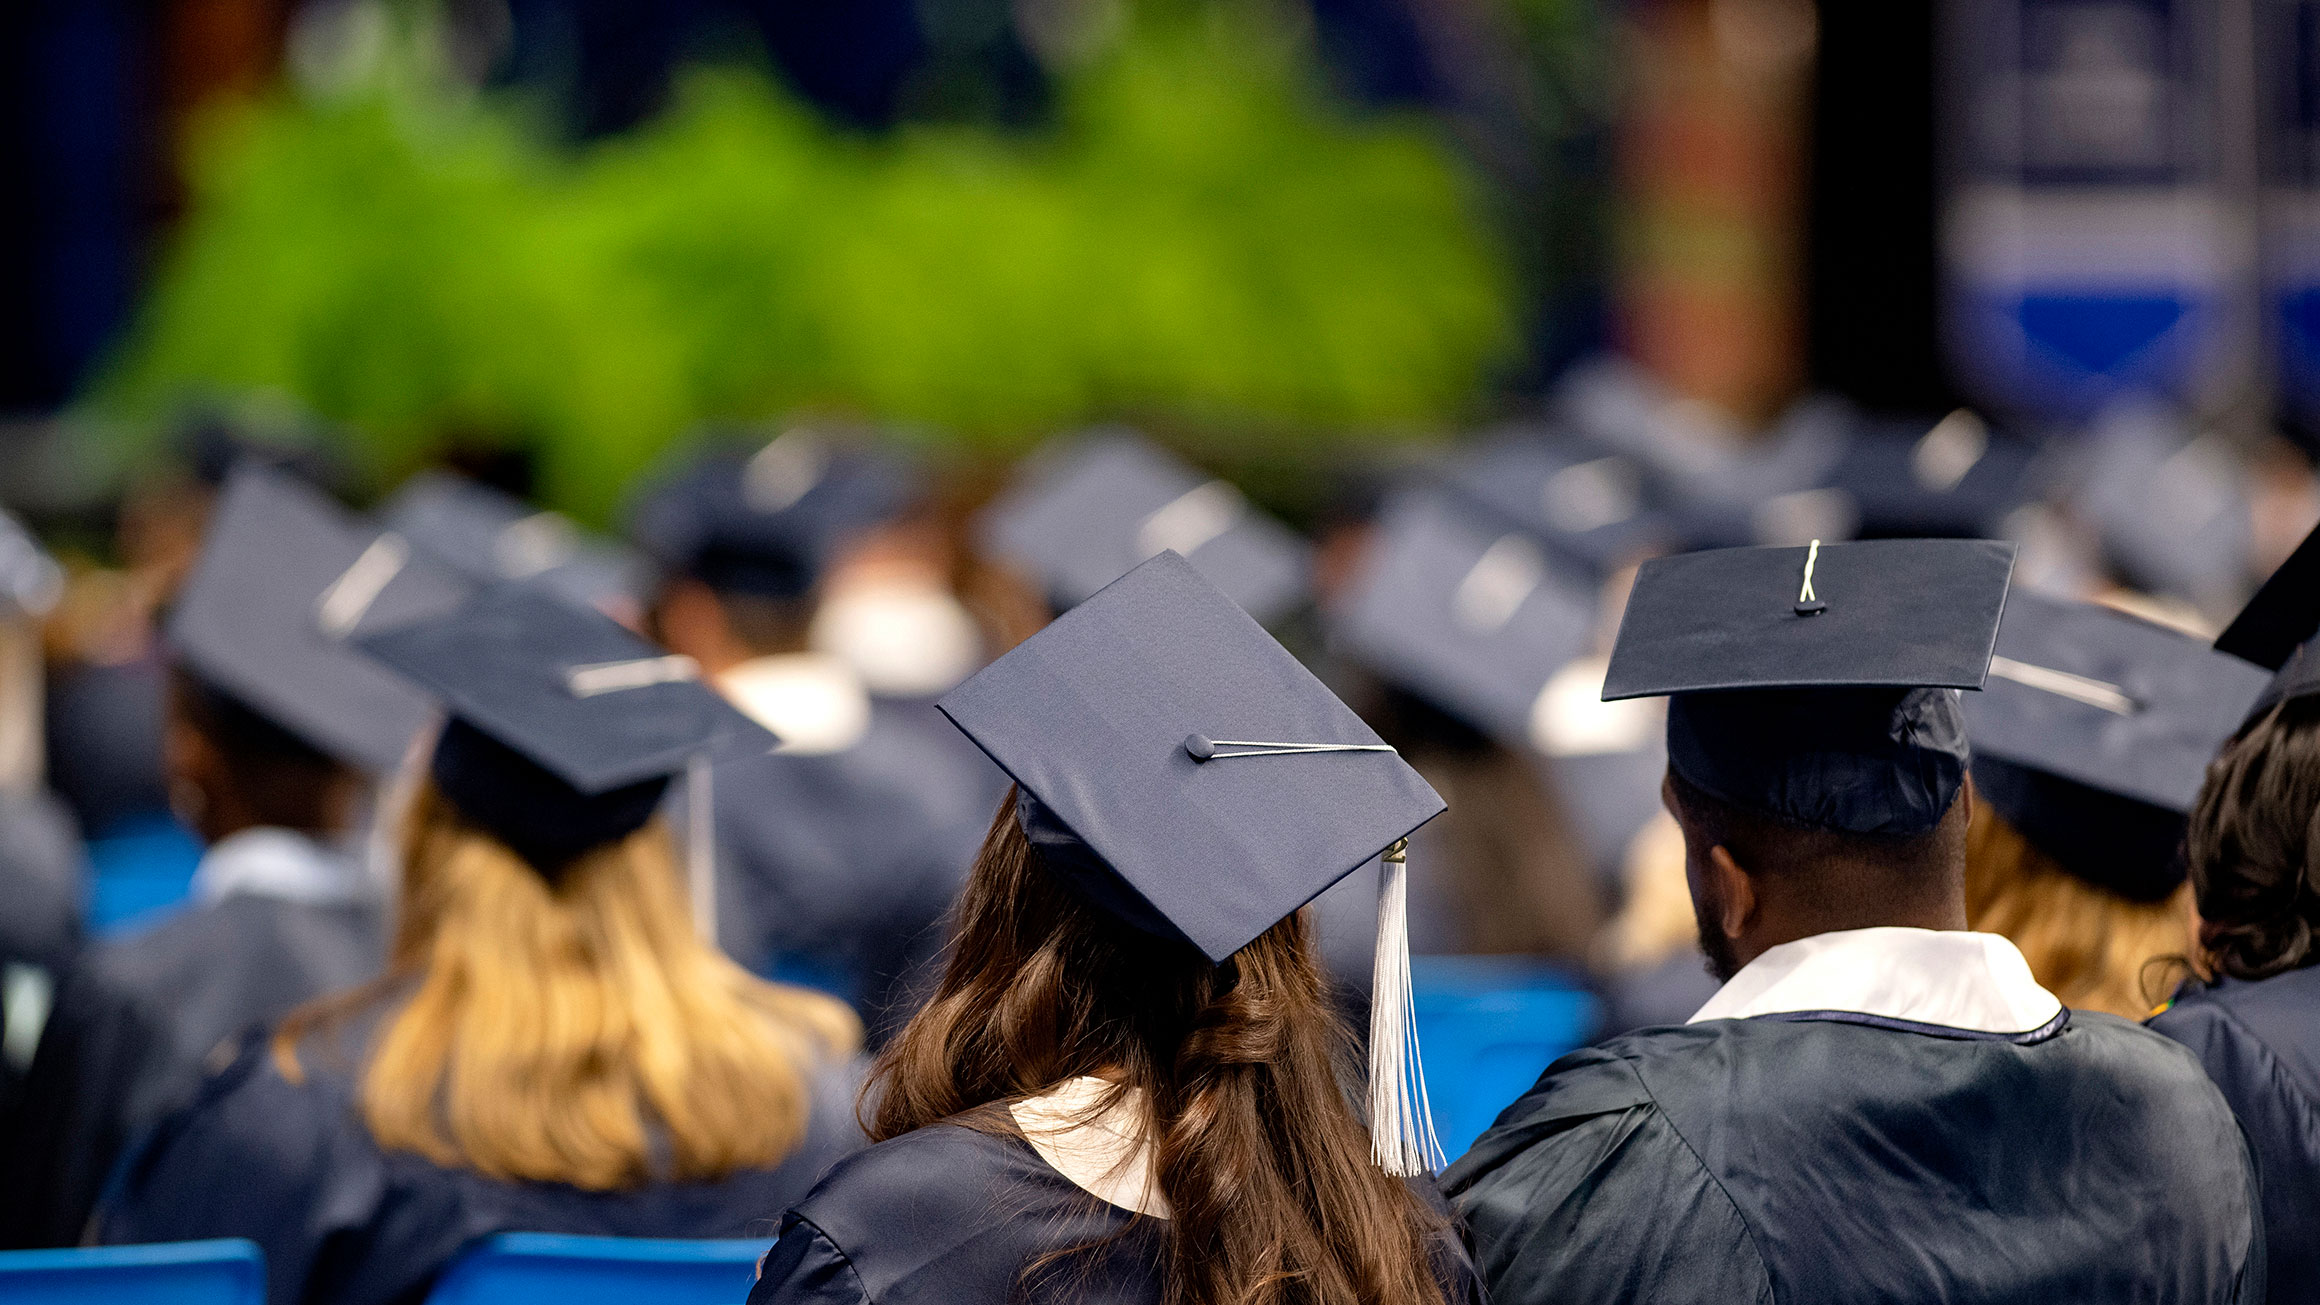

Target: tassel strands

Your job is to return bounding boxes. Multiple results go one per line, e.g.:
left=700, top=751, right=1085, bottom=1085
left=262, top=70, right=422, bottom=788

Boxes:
left=1368, top=837, right=1444, bottom=1176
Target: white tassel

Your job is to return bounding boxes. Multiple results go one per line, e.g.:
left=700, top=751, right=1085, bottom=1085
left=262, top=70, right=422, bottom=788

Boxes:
left=687, top=752, right=717, bottom=943
left=1368, top=838, right=1443, bottom=1176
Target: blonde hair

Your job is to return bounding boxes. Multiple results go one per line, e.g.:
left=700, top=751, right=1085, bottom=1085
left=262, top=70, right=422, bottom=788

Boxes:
left=1964, top=801, right=2193, bottom=1018
left=278, top=781, right=860, bottom=1190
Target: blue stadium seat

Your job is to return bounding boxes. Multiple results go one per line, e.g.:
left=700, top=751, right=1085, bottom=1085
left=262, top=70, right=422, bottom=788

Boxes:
left=0, top=1239, right=264, bottom=1305
left=425, top=1233, right=772, bottom=1305
left=1412, top=956, right=1600, bottom=1160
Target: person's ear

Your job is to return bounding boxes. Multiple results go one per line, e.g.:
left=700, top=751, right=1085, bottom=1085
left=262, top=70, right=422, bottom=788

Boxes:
left=1707, top=843, right=1757, bottom=941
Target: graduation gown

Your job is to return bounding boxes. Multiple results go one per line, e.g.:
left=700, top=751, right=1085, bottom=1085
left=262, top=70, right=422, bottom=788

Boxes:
left=712, top=702, right=987, bottom=1040
left=748, top=1121, right=1483, bottom=1305
left=100, top=1014, right=867, bottom=1305
left=0, top=878, right=386, bottom=1247
left=1445, top=1011, right=2263, bottom=1304
left=2151, top=967, right=2320, bottom=1305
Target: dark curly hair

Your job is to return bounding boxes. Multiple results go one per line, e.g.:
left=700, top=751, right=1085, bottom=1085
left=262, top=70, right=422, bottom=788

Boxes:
left=2186, top=697, right=2320, bottom=980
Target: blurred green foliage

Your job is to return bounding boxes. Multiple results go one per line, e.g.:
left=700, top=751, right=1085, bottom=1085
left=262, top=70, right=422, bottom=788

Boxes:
left=88, top=3, right=1517, bottom=521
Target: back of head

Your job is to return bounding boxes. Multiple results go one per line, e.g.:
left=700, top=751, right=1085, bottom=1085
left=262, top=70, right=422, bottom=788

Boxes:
left=2187, top=697, right=2320, bottom=981
left=871, top=794, right=1451, bottom=1305
left=1964, top=799, right=2191, bottom=1016
left=1666, top=763, right=1968, bottom=916
left=169, top=667, right=353, bottom=834
left=280, top=782, right=860, bottom=1189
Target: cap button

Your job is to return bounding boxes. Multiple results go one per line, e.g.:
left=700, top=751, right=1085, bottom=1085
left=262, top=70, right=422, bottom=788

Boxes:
left=1794, top=599, right=1827, bottom=617
left=1184, top=733, right=1217, bottom=761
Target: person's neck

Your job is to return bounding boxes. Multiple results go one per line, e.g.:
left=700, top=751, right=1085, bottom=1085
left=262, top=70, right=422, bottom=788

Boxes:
left=1731, top=896, right=1967, bottom=974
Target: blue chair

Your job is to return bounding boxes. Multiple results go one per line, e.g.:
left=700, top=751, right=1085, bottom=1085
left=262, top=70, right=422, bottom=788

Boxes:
left=1412, top=956, right=1601, bottom=1160
left=0, top=1239, right=263, bottom=1305
left=426, top=1233, right=772, bottom=1305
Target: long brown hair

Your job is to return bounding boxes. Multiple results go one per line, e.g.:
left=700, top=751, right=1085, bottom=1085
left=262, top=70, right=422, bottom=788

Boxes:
left=277, top=781, right=860, bottom=1190
left=869, top=791, right=1452, bottom=1305
left=1963, top=801, right=2192, bottom=1017
left=2186, top=697, right=2320, bottom=980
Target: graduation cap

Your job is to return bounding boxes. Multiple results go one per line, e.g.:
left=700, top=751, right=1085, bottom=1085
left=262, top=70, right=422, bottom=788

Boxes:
left=1437, top=430, right=1675, bottom=576
left=1604, top=538, right=2016, bottom=836
left=2212, top=517, right=2320, bottom=727
left=975, top=429, right=1313, bottom=625
left=1329, top=489, right=1596, bottom=744
left=358, top=585, right=776, bottom=885
left=939, top=549, right=1446, bottom=1173
left=2072, top=405, right=2251, bottom=611
left=381, top=470, right=650, bottom=616
left=629, top=429, right=921, bottom=599
left=166, top=466, right=471, bottom=772
left=1962, top=592, right=2267, bottom=899
left=1821, top=411, right=2043, bottom=540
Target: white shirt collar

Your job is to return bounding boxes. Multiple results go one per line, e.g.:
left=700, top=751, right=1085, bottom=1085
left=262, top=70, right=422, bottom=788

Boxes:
left=190, top=827, right=380, bottom=908
left=1689, top=927, right=2064, bottom=1035
left=1009, top=1076, right=1168, bottom=1218
left=716, top=653, right=872, bottom=756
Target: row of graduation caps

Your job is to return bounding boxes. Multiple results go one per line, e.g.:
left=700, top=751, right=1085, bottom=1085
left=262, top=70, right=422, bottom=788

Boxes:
left=90, top=388, right=2292, bottom=951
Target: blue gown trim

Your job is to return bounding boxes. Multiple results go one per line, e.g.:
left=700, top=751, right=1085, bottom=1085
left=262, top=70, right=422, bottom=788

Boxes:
left=1752, top=1006, right=2072, bottom=1044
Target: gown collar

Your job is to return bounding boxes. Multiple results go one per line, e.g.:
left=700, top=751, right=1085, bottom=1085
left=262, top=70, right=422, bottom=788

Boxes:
left=716, top=653, right=872, bottom=756
left=190, top=826, right=379, bottom=907
left=1008, top=1076, right=1169, bottom=1219
left=1689, top=927, right=2065, bottom=1036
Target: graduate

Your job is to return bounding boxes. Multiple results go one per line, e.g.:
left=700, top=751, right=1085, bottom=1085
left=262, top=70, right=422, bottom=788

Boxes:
left=631, top=433, right=995, bottom=1037
left=100, top=585, right=865, bottom=1305
left=1959, top=590, right=2266, bottom=1016
left=750, top=551, right=1478, bottom=1305
left=2148, top=524, right=2320, bottom=1302
left=0, top=466, right=466, bottom=1247
left=1444, top=538, right=2263, bottom=1304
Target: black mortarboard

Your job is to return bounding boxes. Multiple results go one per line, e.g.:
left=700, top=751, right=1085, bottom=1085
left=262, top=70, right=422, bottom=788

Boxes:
left=1438, top=430, right=1676, bottom=576
left=939, top=549, right=1446, bottom=1172
left=358, top=585, right=776, bottom=872
left=166, top=466, right=470, bottom=772
left=1962, top=592, right=2268, bottom=899
left=628, top=430, right=920, bottom=599
left=1330, top=489, right=1595, bottom=744
left=975, top=430, right=1312, bottom=625
left=1604, top=538, right=2016, bottom=836
left=2213, top=518, right=2320, bottom=727
left=382, top=470, right=650, bottom=616
left=2073, top=406, right=2251, bottom=610
left=1822, top=411, right=2043, bottom=540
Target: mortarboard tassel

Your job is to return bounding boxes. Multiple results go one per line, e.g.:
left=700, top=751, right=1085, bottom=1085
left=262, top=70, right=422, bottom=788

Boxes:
left=1368, top=838, right=1444, bottom=1176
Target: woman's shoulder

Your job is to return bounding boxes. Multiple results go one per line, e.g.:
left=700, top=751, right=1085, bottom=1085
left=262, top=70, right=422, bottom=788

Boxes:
left=2151, top=967, right=2320, bottom=1096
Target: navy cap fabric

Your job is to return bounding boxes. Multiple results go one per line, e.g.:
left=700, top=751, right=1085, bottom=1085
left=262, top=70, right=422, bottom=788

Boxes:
left=166, top=466, right=471, bottom=772
left=1606, top=538, right=2015, bottom=836
left=1963, top=592, right=2268, bottom=898
left=628, top=430, right=921, bottom=599
left=1602, top=538, right=2016, bottom=700
left=2217, top=519, right=2320, bottom=674
left=382, top=470, right=650, bottom=615
left=1823, top=412, right=2042, bottom=540
left=1438, top=430, right=1675, bottom=575
left=1330, top=489, right=1596, bottom=744
left=2073, top=406, right=2251, bottom=610
left=938, top=550, right=1443, bottom=962
left=358, top=585, right=777, bottom=871
left=975, top=429, right=1313, bottom=626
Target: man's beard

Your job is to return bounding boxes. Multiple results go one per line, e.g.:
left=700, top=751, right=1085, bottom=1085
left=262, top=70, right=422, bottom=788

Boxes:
left=1691, top=882, right=1744, bottom=983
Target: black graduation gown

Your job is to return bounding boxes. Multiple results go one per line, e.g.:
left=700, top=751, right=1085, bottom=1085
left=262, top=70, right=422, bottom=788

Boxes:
left=1444, top=1011, right=2264, bottom=1304
left=0, top=893, right=386, bottom=1247
left=713, top=707, right=987, bottom=1040
left=748, top=1121, right=1485, bottom=1305
left=0, top=787, right=87, bottom=1106
left=99, top=1021, right=867, bottom=1305
left=2151, top=968, right=2320, bottom=1305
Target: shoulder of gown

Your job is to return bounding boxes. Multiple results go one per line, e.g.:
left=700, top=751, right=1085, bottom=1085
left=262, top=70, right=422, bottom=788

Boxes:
left=1441, top=1037, right=1773, bottom=1305
left=752, top=1122, right=1159, bottom=1305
